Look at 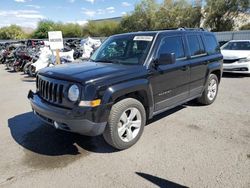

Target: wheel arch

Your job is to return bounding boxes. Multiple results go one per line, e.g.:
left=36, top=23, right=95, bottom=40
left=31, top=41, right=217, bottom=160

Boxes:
left=210, top=69, right=222, bottom=83
left=102, top=79, right=154, bottom=119
left=207, top=60, right=223, bottom=84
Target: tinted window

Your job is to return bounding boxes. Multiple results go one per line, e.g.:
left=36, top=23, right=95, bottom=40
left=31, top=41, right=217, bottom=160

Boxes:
left=222, top=41, right=250, bottom=50
left=158, top=36, right=185, bottom=59
left=187, top=35, right=206, bottom=56
left=204, top=35, right=220, bottom=54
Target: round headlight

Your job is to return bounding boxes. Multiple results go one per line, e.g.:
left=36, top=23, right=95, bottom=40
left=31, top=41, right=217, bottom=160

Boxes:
left=68, top=84, right=80, bottom=102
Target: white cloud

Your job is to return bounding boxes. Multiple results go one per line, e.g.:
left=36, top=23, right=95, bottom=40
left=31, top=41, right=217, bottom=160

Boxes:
left=106, top=7, right=115, bottom=10
left=0, top=9, right=45, bottom=28
left=68, top=0, right=75, bottom=3
left=85, top=0, right=95, bottom=4
left=14, top=0, right=26, bottom=2
left=106, top=7, right=115, bottom=13
left=16, top=14, right=45, bottom=19
left=96, top=9, right=105, bottom=15
left=121, top=12, right=127, bottom=15
left=14, top=0, right=31, bottom=3
left=82, top=7, right=115, bottom=17
left=82, top=8, right=96, bottom=17
left=26, top=4, right=41, bottom=9
left=0, top=10, right=40, bottom=16
left=122, top=2, right=131, bottom=7
left=67, top=20, right=88, bottom=25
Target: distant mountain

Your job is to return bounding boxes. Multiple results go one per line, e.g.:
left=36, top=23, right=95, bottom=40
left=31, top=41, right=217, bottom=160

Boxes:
left=92, top=17, right=122, bottom=23
left=21, top=27, right=35, bottom=34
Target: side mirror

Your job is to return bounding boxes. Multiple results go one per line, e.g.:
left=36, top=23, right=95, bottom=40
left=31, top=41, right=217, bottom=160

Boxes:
left=157, top=53, right=176, bottom=65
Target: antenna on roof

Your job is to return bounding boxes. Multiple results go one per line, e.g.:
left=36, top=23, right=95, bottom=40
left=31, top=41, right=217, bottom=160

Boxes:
left=177, top=27, right=185, bottom=31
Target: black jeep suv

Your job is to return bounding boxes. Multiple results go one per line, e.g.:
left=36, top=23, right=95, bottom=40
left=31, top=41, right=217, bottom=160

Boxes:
left=28, top=28, right=223, bottom=150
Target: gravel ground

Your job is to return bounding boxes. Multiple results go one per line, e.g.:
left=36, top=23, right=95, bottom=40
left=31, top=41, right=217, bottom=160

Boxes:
left=0, top=64, right=249, bottom=188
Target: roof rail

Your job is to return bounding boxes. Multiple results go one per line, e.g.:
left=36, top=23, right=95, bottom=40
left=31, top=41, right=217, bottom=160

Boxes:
left=177, top=27, right=207, bottom=31
left=136, top=27, right=208, bottom=33
left=137, top=27, right=207, bottom=32
left=137, top=28, right=180, bottom=32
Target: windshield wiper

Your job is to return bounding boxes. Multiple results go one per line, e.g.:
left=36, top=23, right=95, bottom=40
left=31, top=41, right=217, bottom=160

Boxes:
left=92, top=59, right=120, bottom=64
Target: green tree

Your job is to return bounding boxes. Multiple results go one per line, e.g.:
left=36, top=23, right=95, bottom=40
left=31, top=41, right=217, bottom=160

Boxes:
left=120, top=0, right=202, bottom=32
left=54, top=23, right=83, bottom=38
left=0, top=25, right=27, bottom=39
left=31, top=20, right=55, bottom=39
left=239, top=23, right=250, bottom=30
left=62, top=23, right=83, bottom=38
left=204, top=0, right=250, bottom=31
left=31, top=21, right=84, bottom=38
left=155, top=0, right=202, bottom=29
left=83, top=21, right=120, bottom=37
left=120, top=0, right=158, bottom=32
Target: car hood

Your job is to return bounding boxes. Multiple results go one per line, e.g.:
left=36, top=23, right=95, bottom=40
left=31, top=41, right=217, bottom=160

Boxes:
left=39, top=61, right=147, bottom=84
left=221, top=50, right=250, bottom=60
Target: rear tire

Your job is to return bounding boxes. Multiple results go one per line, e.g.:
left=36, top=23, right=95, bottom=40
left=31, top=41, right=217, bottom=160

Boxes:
left=13, top=65, right=20, bottom=72
left=197, top=74, right=219, bottom=105
left=103, top=98, right=146, bottom=150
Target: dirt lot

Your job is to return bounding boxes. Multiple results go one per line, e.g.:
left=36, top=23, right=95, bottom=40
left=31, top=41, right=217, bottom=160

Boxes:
left=0, top=64, right=249, bottom=188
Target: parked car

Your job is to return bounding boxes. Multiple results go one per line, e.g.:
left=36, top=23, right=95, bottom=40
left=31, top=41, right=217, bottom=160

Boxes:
left=221, top=40, right=250, bottom=74
left=219, top=41, right=228, bottom=47
left=28, top=28, right=223, bottom=150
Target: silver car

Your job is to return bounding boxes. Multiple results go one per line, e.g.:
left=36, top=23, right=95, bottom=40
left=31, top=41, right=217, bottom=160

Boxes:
left=221, top=40, right=250, bottom=74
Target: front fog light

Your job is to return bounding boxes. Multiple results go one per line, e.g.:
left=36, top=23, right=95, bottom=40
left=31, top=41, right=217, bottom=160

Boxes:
left=68, top=84, right=80, bottom=102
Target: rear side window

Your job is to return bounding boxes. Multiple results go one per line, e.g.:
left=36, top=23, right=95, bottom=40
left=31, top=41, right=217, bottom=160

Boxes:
left=187, top=35, right=206, bottom=57
left=222, top=41, right=250, bottom=50
left=204, top=34, right=220, bottom=54
left=157, top=36, right=185, bottom=59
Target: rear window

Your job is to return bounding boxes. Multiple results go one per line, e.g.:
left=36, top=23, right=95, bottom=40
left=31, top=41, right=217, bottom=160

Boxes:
left=222, top=41, right=250, bottom=50
left=187, top=35, right=206, bottom=57
left=204, top=34, right=220, bottom=54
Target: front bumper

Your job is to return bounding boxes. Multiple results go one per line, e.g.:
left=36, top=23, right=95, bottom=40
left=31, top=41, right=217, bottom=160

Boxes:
left=223, top=61, right=250, bottom=74
left=28, top=90, right=108, bottom=136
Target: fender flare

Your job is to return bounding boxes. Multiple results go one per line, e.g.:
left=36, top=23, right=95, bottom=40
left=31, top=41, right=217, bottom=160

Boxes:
left=204, top=61, right=223, bottom=86
left=102, top=79, right=154, bottom=118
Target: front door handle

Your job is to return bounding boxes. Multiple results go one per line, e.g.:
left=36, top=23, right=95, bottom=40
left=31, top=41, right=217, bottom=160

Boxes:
left=181, top=65, right=189, bottom=71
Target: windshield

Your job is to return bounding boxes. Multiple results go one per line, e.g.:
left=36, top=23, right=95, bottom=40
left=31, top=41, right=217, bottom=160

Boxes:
left=222, top=41, right=250, bottom=50
left=90, top=34, right=155, bottom=65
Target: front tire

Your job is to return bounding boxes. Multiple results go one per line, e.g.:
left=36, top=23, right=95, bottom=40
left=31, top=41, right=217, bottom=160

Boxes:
left=28, top=65, right=36, bottom=77
left=197, top=74, right=219, bottom=105
left=103, top=98, right=146, bottom=150
left=23, top=62, right=32, bottom=74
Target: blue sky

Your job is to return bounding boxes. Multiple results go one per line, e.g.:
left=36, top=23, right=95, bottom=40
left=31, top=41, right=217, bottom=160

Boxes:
left=0, top=0, right=142, bottom=28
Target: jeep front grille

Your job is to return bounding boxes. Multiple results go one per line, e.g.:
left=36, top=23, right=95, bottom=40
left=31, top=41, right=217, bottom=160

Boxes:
left=37, top=75, right=65, bottom=104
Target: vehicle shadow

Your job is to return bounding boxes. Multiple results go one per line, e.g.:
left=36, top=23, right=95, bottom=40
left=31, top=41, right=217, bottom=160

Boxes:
left=20, top=75, right=36, bottom=82
left=136, top=172, right=188, bottom=188
left=8, top=104, right=199, bottom=156
left=147, top=105, right=186, bottom=125
left=8, top=112, right=117, bottom=156
left=183, top=99, right=204, bottom=107
left=222, top=72, right=250, bottom=78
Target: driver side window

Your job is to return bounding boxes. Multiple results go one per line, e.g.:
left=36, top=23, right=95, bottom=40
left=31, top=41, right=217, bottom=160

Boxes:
left=157, top=36, right=185, bottom=59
